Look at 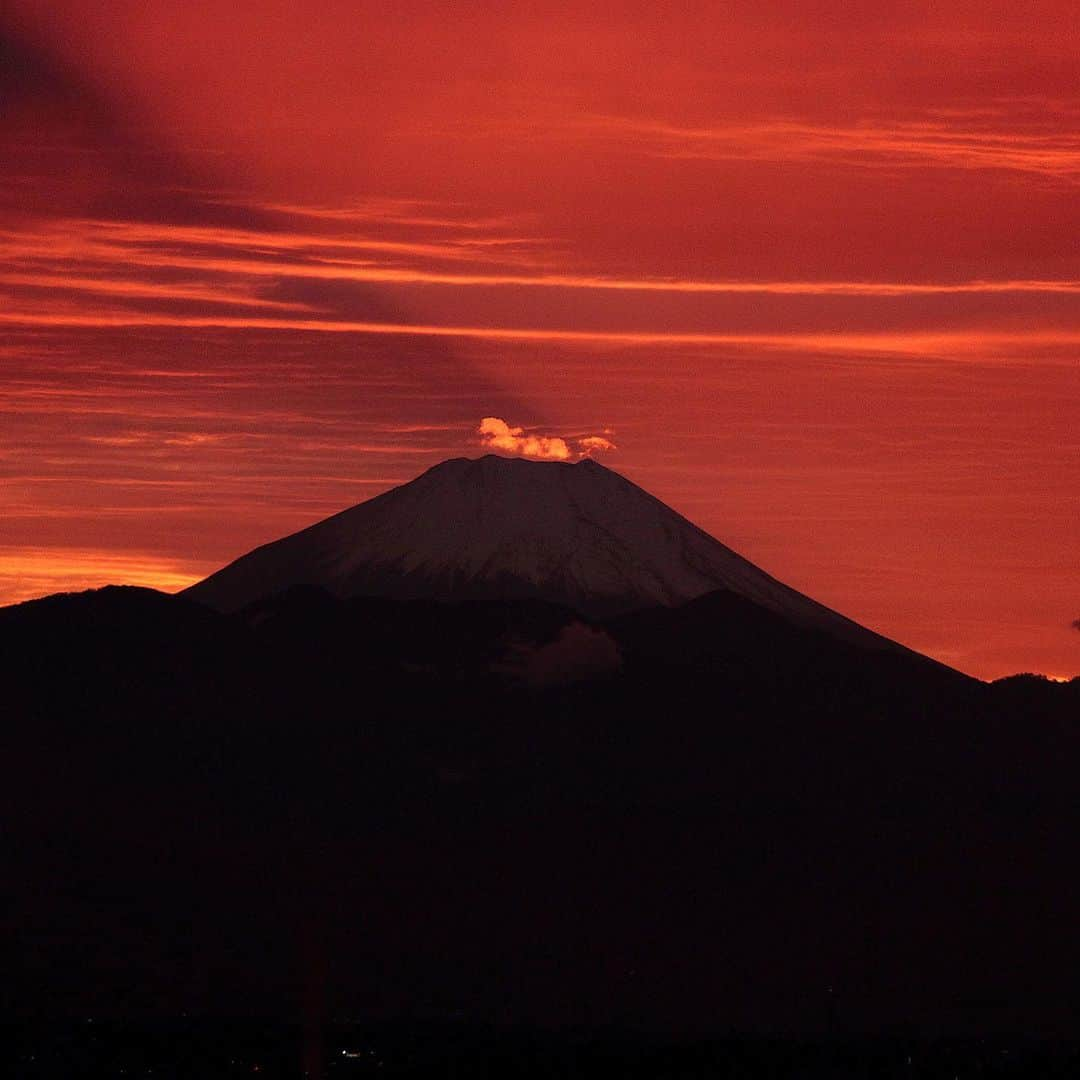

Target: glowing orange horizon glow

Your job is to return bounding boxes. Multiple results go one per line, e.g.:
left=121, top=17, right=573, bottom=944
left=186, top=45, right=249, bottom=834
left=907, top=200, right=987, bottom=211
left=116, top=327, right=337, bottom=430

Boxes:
left=0, top=548, right=209, bottom=606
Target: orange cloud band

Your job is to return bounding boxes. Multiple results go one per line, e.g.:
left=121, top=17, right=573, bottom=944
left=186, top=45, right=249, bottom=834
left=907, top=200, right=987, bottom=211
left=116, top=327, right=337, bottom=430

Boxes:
left=5, top=309, right=1080, bottom=359
left=0, top=547, right=209, bottom=607
left=9, top=221, right=1080, bottom=298
left=582, top=114, right=1080, bottom=180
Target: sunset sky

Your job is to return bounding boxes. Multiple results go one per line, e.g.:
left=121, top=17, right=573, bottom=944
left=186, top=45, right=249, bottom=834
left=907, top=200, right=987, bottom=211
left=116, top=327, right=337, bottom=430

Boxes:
left=2, top=1, right=1078, bottom=679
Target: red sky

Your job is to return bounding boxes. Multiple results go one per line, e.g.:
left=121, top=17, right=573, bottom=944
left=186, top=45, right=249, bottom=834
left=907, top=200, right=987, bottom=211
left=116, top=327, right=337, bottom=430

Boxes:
left=2, top=1, right=1078, bottom=679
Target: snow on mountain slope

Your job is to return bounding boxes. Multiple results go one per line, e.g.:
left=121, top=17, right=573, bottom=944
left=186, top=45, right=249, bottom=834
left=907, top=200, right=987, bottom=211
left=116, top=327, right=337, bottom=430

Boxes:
left=182, top=454, right=894, bottom=649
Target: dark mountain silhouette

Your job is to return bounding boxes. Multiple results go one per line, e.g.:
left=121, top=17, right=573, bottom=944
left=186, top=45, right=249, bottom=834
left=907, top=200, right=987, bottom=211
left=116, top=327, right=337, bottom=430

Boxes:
left=182, top=455, right=903, bottom=653
left=3, top=460, right=1079, bottom=1042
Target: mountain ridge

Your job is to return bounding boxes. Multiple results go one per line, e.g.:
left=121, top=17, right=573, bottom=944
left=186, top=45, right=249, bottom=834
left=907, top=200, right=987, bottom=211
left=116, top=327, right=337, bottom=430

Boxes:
left=183, top=453, right=902, bottom=654
left=8, top=522, right=1080, bottom=1033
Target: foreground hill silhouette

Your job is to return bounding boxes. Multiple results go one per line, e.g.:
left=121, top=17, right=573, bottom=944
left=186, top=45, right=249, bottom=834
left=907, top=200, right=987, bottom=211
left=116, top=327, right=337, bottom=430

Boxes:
left=4, top=458, right=1080, bottom=1044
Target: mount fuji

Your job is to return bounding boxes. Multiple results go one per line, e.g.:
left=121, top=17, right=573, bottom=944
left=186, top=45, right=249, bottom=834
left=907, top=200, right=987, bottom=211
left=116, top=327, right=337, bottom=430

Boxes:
left=9, top=456, right=1080, bottom=1037
left=183, top=453, right=895, bottom=652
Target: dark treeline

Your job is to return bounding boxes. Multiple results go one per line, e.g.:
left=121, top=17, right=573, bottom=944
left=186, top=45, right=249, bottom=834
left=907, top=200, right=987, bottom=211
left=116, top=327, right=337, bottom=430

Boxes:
left=3, top=586, right=1079, bottom=1044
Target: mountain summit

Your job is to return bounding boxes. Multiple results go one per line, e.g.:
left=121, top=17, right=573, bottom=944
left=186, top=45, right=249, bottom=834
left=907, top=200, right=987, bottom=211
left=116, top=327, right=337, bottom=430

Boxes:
left=183, top=454, right=890, bottom=648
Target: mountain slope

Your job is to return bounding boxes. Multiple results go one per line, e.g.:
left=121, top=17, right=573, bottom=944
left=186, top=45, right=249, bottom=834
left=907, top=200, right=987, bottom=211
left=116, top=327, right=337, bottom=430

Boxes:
left=183, top=454, right=897, bottom=651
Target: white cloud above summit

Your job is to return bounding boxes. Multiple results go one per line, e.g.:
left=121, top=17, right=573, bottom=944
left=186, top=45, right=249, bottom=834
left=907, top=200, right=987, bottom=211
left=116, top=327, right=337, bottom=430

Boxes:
left=477, top=417, right=616, bottom=460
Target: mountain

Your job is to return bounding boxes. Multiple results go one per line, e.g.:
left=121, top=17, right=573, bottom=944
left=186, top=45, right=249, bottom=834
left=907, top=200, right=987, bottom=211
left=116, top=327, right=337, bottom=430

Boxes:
left=184, top=454, right=895, bottom=652
left=7, top=458, right=1080, bottom=1039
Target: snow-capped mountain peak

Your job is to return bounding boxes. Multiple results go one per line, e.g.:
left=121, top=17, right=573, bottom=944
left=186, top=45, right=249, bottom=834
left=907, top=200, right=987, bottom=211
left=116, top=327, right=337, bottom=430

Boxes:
left=182, top=454, right=890, bottom=649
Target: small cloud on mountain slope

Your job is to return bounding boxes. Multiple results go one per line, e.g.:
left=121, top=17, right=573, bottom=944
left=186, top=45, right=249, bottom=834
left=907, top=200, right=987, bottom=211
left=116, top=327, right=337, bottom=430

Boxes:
left=477, top=416, right=616, bottom=460
left=497, top=622, right=623, bottom=687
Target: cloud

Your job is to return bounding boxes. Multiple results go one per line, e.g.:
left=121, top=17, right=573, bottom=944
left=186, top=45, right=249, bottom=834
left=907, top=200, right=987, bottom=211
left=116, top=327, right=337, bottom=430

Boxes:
left=477, top=417, right=616, bottom=461
left=500, top=622, right=623, bottom=688
left=589, top=113, right=1080, bottom=183
left=578, top=434, right=617, bottom=456
left=18, top=215, right=1080, bottom=302
left=477, top=416, right=570, bottom=460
